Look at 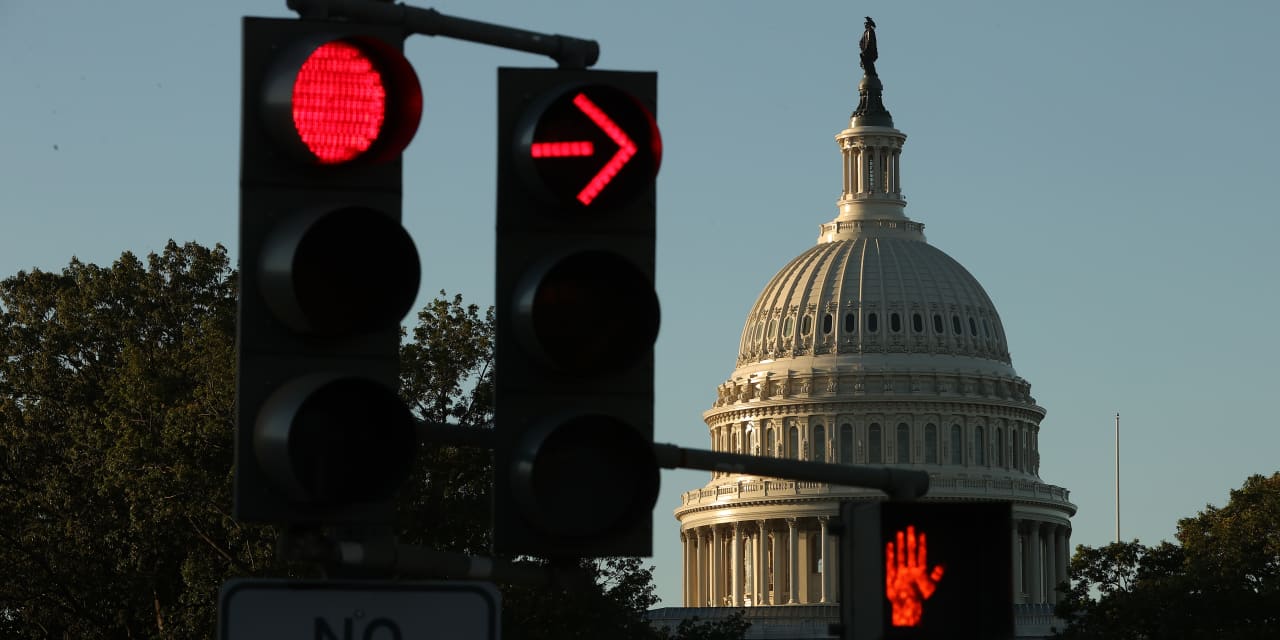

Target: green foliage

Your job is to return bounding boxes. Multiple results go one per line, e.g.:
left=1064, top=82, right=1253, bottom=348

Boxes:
left=397, top=293, right=495, bottom=556
left=661, top=611, right=751, bottom=640
left=0, top=245, right=747, bottom=639
left=1054, top=472, right=1280, bottom=639
left=0, top=242, right=272, bottom=638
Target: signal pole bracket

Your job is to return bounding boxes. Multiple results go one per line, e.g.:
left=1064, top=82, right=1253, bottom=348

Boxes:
left=287, top=0, right=601, bottom=68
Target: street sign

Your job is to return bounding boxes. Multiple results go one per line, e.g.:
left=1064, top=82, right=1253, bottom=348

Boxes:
left=219, top=579, right=499, bottom=640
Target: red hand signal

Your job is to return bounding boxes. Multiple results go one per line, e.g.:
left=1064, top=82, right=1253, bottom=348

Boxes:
left=885, top=525, right=945, bottom=627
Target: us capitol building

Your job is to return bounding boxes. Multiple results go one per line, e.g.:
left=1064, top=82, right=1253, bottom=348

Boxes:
left=651, top=20, right=1076, bottom=640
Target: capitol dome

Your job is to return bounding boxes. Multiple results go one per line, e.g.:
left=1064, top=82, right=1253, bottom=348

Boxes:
left=736, top=224, right=1013, bottom=370
left=672, top=22, right=1075, bottom=636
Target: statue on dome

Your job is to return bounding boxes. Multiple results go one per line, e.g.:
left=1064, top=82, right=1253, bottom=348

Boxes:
left=860, top=16, right=878, bottom=76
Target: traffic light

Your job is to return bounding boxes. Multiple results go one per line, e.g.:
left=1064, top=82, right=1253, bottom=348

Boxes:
left=234, top=17, right=423, bottom=526
left=838, top=501, right=1013, bottom=640
left=493, top=68, right=663, bottom=557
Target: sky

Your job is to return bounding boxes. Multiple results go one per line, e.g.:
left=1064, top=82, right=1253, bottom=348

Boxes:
left=4, top=0, right=1280, bottom=611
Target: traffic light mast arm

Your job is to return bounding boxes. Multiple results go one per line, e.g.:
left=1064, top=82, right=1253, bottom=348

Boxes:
left=280, top=529, right=593, bottom=587
left=287, top=0, right=600, bottom=68
left=652, top=442, right=930, bottom=501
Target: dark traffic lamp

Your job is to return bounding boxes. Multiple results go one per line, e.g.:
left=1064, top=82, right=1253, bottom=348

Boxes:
left=838, top=501, right=1013, bottom=640
left=234, top=17, right=422, bottom=526
left=494, top=68, right=662, bottom=557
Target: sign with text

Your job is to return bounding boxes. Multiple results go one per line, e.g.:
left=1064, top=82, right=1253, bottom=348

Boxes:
left=219, top=579, right=499, bottom=640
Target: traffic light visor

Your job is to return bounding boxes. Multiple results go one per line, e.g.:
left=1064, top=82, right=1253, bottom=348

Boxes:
left=511, top=414, right=659, bottom=538
left=262, top=35, right=422, bottom=165
left=254, top=374, right=417, bottom=505
left=514, top=251, right=660, bottom=372
left=259, top=206, right=420, bottom=337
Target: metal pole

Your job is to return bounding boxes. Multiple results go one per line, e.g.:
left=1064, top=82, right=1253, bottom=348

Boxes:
left=652, top=443, right=930, bottom=501
left=287, top=0, right=600, bottom=68
left=1115, top=412, right=1120, bottom=543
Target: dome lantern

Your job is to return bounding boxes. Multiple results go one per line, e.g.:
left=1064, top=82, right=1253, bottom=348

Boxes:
left=829, top=17, right=911, bottom=234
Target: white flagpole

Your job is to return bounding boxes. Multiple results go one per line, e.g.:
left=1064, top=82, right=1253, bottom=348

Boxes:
left=1115, top=412, right=1121, bottom=543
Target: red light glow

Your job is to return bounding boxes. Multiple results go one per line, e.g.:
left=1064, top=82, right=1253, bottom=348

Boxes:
left=571, top=93, right=637, bottom=206
left=531, top=141, right=595, bottom=158
left=292, top=41, right=386, bottom=164
left=885, top=525, right=945, bottom=627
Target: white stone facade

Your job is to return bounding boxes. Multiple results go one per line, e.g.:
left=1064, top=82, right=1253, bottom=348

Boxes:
left=671, top=64, right=1075, bottom=636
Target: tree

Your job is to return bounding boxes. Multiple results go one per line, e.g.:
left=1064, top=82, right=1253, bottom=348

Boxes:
left=0, top=242, right=746, bottom=639
left=1054, top=472, right=1280, bottom=639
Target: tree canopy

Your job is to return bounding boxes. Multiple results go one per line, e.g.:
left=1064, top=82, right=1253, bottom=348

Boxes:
left=1054, top=472, right=1280, bottom=639
left=0, top=241, right=742, bottom=639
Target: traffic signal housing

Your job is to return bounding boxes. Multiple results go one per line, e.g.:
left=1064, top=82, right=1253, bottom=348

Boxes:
left=234, top=17, right=423, bottom=526
left=494, top=68, right=662, bottom=558
left=838, top=501, right=1013, bottom=640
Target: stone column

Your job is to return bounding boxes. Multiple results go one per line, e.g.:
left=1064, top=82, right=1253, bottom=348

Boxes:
left=694, top=528, right=705, bottom=607
left=787, top=518, right=799, bottom=604
left=711, top=525, right=723, bottom=606
left=1045, top=525, right=1058, bottom=603
left=1011, top=519, right=1022, bottom=603
left=771, top=521, right=784, bottom=606
left=1058, top=526, right=1071, bottom=598
left=857, top=146, right=867, bottom=194
left=819, top=516, right=830, bottom=603
left=732, top=523, right=743, bottom=606
left=681, top=531, right=690, bottom=606
left=1028, top=521, right=1042, bottom=603
left=892, top=149, right=901, bottom=194
left=756, top=521, right=768, bottom=605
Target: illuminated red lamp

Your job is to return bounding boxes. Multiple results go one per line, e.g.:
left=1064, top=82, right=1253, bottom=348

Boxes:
left=515, top=84, right=661, bottom=211
left=884, top=525, right=945, bottom=627
left=262, top=36, right=422, bottom=165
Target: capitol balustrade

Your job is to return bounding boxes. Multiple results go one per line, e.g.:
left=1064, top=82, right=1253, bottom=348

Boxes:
left=680, top=475, right=1071, bottom=507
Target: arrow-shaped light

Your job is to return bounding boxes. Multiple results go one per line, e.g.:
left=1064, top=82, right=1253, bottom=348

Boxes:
left=571, top=93, right=637, bottom=206
left=529, top=92, right=639, bottom=206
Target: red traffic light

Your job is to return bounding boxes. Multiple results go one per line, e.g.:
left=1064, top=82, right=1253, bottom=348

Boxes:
left=516, top=84, right=662, bottom=210
left=262, top=36, right=422, bottom=165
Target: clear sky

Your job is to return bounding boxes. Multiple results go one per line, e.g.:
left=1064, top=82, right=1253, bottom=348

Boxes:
left=4, top=0, right=1279, bottom=610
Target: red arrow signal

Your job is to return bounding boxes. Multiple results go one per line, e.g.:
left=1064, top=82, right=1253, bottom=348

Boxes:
left=518, top=81, right=660, bottom=212
left=530, top=92, right=645, bottom=206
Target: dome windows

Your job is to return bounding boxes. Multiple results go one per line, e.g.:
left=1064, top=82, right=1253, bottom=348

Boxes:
left=925, top=423, right=938, bottom=463
left=969, top=317, right=978, bottom=337
left=782, top=317, right=795, bottom=339
left=912, top=313, right=924, bottom=333
left=933, top=314, right=944, bottom=333
left=867, top=312, right=879, bottom=333
left=890, top=312, right=901, bottom=333
left=974, top=425, right=986, bottom=465
left=822, top=313, right=833, bottom=334
left=952, top=314, right=962, bottom=335
left=868, top=423, right=882, bottom=463
left=839, top=423, right=854, bottom=464
left=843, top=312, right=856, bottom=333
left=950, top=425, right=962, bottom=464
left=767, top=318, right=778, bottom=338
left=800, top=315, right=812, bottom=336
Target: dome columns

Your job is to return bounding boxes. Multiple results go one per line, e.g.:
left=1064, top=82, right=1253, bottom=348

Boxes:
left=1012, top=517, right=1072, bottom=605
left=836, top=126, right=908, bottom=221
left=678, top=515, right=841, bottom=607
